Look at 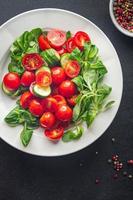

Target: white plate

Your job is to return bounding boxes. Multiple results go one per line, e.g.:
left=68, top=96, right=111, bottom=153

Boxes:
left=0, top=8, right=123, bottom=156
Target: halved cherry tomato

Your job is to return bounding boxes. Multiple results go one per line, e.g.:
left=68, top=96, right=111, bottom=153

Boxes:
left=3, top=72, right=20, bottom=91
left=66, top=37, right=77, bottom=53
left=22, top=53, right=44, bottom=71
left=40, top=112, right=56, bottom=128
left=36, top=71, right=52, bottom=87
left=51, top=67, right=66, bottom=85
left=29, top=99, right=44, bottom=117
left=74, top=31, right=90, bottom=48
left=67, top=95, right=78, bottom=106
left=38, top=34, right=51, bottom=50
left=56, top=47, right=67, bottom=55
left=58, top=80, right=77, bottom=98
left=44, top=126, right=64, bottom=140
left=55, top=104, right=73, bottom=121
left=20, top=91, right=33, bottom=109
left=53, top=95, right=67, bottom=106
left=47, top=29, right=66, bottom=48
left=21, top=71, right=35, bottom=87
left=41, top=97, right=58, bottom=112
left=65, top=60, right=80, bottom=78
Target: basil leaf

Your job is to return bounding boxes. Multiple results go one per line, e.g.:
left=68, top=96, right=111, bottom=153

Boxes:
left=101, top=101, right=115, bottom=112
left=66, top=31, right=72, bottom=39
left=73, top=103, right=81, bottom=122
left=20, top=123, right=33, bottom=147
left=72, top=75, right=84, bottom=91
left=62, top=126, right=84, bottom=142
left=8, top=62, right=24, bottom=76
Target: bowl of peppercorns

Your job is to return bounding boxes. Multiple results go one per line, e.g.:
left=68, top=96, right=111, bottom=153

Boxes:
left=109, top=0, right=133, bottom=37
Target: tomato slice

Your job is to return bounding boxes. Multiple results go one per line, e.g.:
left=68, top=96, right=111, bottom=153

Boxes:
left=20, top=91, right=33, bottom=109
left=36, top=71, right=52, bottom=87
left=66, top=37, right=77, bottom=53
left=74, top=31, right=90, bottom=48
left=47, top=29, right=66, bottom=48
left=53, top=95, right=67, bottom=106
left=64, top=60, right=80, bottom=78
left=22, top=53, right=44, bottom=71
left=38, top=34, right=51, bottom=50
left=44, top=126, right=64, bottom=140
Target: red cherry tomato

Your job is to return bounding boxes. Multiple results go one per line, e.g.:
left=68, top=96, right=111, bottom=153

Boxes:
left=74, top=31, right=90, bottom=49
left=36, top=71, right=52, bottom=87
left=58, top=80, right=77, bottom=98
left=22, top=53, right=44, bottom=71
left=40, top=112, right=56, bottom=128
left=55, top=104, right=73, bottom=121
left=66, top=37, right=77, bottom=53
left=47, top=29, right=66, bottom=48
left=67, top=95, right=78, bottom=106
left=3, top=72, right=20, bottom=91
left=38, top=34, right=51, bottom=50
left=56, top=47, right=67, bottom=55
left=20, top=91, right=33, bottom=109
left=29, top=99, right=44, bottom=117
left=44, top=126, right=64, bottom=140
left=41, top=97, right=58, bottom=113
left=21, top=71, right=35, bottom=87
left=53, top=95, right=67, bottom=106
left=51, top=67, right=66, bottom=85
left=65, top=60, right=80, bottom=78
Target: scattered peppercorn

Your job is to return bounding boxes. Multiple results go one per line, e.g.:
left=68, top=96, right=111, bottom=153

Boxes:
left=127, top=160, right=133, bottom=165
left=113, top=173, right=118, bottom=179
left=128, top=174, right=133, bottom=179
left=108, top=159, right=112, bottom=164
left=113, top=0, right=133, bottom=33
left=95, top=179, right=100, bottom=184
left=111, top=138, right=116, bottom=143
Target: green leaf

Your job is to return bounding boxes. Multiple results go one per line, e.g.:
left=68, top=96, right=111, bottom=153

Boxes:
left=70, top=48, right=82, bottom=62
left=20, top=123, right=33, bottom=147
left=8, top=62, right=24, bottom=76
left=73, top=103, right=81, bottom=122
left=72, top=75, right=84, bottom=91
left=62, top=126, right=84, bottom=142
left=83, top=69, right=98, bottom=90
left=101, top=101, right=115, bottom=112
left=86, top=102, right=98, bottom=127
left=66, top=31, right=72, bottom=39
left=4, top=106, right=25, bottom=126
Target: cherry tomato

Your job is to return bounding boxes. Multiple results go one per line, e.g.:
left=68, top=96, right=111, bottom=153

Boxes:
left=36, top=71, right=52, bottom=87
left=20, top=91, right=33, bottom=109
left=3, top=72, right=20, bottom=91
left=53, top=95, right=67, bottom=106
left=21, top=71, right=35, bottom=87
left=66, top=37, right=77, bottom=53
left=55, top=104, right=73, bottom=121
left=44, top=126, right=64, bottom=140
left=51, top=67, right=66, bottom=85
left=22, top=53, right=44, bottom=71
left=58, top=80, right=77, bottom=98
left=40, top=112, right=56, bottom=128
left=74, top=31, right=90, bottom=49
left=64, top=60, right=80, bottom=78
left=56, top=47, right=67, bottom=55
left=47, top=29, right=66, bottom=48
left=29, top=99, right=44, bottom=117
left=67, top=95, right=78, bottom=106
left=38, top=34, right=51, bottom=50
left=41, top=97, right=58, bottom=112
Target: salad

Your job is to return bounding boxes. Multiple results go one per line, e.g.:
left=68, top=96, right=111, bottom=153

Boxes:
left=1, top=28, right=114, bottom=147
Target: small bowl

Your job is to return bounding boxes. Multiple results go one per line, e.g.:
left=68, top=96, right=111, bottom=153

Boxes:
left=109, top=0, right=133, bottom=37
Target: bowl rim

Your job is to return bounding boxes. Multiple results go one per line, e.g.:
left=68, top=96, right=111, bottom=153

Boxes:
left=109, top=0, right=133, bottom=37
left=0, top=8, right=123, bottom=157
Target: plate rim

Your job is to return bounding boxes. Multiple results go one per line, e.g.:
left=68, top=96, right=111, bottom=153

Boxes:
left=0, top=8, right=123, bottom=157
